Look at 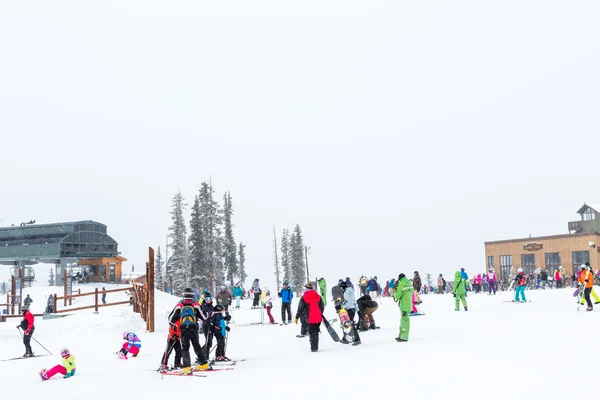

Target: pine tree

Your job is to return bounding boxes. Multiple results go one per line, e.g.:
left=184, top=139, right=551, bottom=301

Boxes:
left=425, top=273, right=433, bottom=288
left=223, top=192, right=238, bottom=288
left=273, top=227, right=281, bottom=289
left=155, top=246, right=164, bottom=291
left=189, top=194, right=208, bottom=290
left=238, top=242, right=247, bottom=286
left=198, top=182, right=225, bottom=293
left=168, top=191, right=189, bottom=296
left=281, top=229, right=291, bottom=284
left=289, top=224, right=306, bottom=289
left=48, top=269, right=55, bottom=286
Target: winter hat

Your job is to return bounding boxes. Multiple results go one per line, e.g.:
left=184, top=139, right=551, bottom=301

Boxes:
left=518, top=268, right=523, bottom=273
left=339, top=281, right=348, bottom=289
left=304, top=283, right=314, bottom=290
left=60, top=348, right=70, bottom=357
left=398, top=273, right=406, bottom=280
left=283, top=281, right=289, bottom=286
left=214, top=305, right=224, bottom=312
left=585, top=262, right=590, bottom=267
left=122, top=331, right=129, bottom=340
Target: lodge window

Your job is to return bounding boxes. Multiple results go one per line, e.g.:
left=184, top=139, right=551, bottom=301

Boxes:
left=545, top=252, right=561, bottom=275
left=500, top=255, right=513, bottom=278
left=488, top=256, right=494, bottom=269
left=521, top=254, right=535, bottom=276
left=583, top=209, right=596, bottom=221
left=572, top=251, right=590, bottom=271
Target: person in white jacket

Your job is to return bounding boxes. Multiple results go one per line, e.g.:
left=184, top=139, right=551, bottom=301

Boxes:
left=265, top=290, right=275, bottom=324
left=338, top=281, right=361, bottom=345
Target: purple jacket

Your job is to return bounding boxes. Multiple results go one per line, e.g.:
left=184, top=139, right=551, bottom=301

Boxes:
left=486, top=272, right=497, bottom=283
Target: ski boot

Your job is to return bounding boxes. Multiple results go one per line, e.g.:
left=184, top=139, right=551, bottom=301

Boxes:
left=40, top=368, right=48, bottom=381
left=180, top=367, right=192, bottom=375
left=352, top=340, right=361, bottom=346
left=195, top=363, right=210, bottom=371
left=587, top=307, right=593, bottom=312
left=395, top=337, right=407, bottom=342
left=23, top=353, right=34, bottom=358
left=464, top=306, right=468, bottom=311
left=296, top=334, right=307, bottom=338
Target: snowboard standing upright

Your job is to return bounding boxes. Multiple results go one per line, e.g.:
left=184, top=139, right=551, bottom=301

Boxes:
left=331, top=286, right=355, bottom=344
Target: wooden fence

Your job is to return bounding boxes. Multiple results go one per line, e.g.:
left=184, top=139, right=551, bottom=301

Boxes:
left=54, top=286, right=133, bottom=314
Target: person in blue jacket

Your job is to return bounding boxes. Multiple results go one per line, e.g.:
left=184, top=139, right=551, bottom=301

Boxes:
left=232, top=285, right=243, bottom=309
left=279, top=281, right=294, bottom=324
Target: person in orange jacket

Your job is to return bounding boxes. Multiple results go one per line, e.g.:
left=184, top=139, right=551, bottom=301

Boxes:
left=160, top=320, right=182, bottom=370
left=578, top=264, right=594, bottom=311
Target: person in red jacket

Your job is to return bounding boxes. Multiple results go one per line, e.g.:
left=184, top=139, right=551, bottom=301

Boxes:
left=160, top=320, right=182, bottom=370
left=18, top=305, right=35, bottom=357
left=294, top=283, right=325, bottom=352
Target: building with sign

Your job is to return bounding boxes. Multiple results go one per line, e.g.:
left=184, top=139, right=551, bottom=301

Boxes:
left=484, top=204, right=600, bottom=280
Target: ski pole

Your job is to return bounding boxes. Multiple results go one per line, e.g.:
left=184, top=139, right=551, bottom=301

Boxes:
left=30, top=335, right=52, bottom=355
left=17, top=327, right=23, bottom=339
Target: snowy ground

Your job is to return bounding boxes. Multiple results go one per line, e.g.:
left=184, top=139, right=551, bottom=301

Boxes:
left=0, top=285, right=594, bottom=399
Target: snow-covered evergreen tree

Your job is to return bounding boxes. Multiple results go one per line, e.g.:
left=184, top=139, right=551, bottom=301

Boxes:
left=289, top=224, right=306, bottom=289
left=273, top=228, right=281, bottom=289
left=281, top=229, right=291, bottom=284
left=155, top=246, right=164, bottom=291
left=48, top=269, right=55, bottom=286
left=425, top=273, right=433, bottom=288
left=223, top=192, right=238, bottom=287
left=189, top=194, right=208, bottom=290
left=168, top=191, right=189, bottom=296
left=198, top=182, right=225, bottom=292
left=238, top=242, right=247, bottom=286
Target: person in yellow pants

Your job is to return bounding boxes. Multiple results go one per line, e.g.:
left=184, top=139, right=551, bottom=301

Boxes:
left=580, top=287, right=600, bottom=304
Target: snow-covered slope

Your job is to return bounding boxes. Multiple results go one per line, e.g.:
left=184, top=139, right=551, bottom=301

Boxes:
left=0, top=286, right=594, bottom=399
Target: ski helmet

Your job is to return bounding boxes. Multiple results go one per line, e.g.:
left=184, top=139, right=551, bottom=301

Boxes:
left=283, top=281, right=289, bottom=286
left=183, top=288, right=194, bottom=299
left=204, top=292, right=213, bottom=302
left=60, top=348, right=70, bottom=357
left=122, top=331, right=128, bottom=340
left=220, top=286, right=226, bottom=292
left=518, top=268, right=523, bottom=273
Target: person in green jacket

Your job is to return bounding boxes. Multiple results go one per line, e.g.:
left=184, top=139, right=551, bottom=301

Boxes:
left=393, top=273, right=413, bottom=342
left=452, top=271, right=468, bottom=311
left=318, top=278, right=327, bottom=306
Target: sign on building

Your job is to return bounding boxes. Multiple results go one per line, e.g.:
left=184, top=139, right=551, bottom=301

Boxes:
left=523, top=242, right=543, bottom=251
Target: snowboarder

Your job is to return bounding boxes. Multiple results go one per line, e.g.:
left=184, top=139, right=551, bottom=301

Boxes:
left=24, top=294, right=33, bottom=308
left=18, top=305, right=35, bottom=357
left=514, top=268, right=527, bottom=302
left=294, top=283, right=324, bottom=352
left=251, top=279, right=261, bottom=308
left=338, top=281, right=361, bottom=345
left=486, top=269, right=497, bottom=294
left=357, top=294, right=379, bottom=330
left=160, top=320, right=182, bottom=370
left=318, top=278, right=327, bottom=306
left=168, top=288, right=210, bottom=374
left=40, top=348, right=76, bottom=381
left=413, top=271, right=423, bottom=304
left=119, top=332, right=141, bottom=359
left=579, top=264, right=594, bottom=311
left=279, top=281, right=294, bottom=324
left=393, top=273, right=413, bottom=342
left=452, top=271, right=468, bottom=311
left=101, top=287, right=107, bottom=304
left=216, top=286, right=232, bottom=316
left=265, top=290, right=275, bottom=324
left=212, top=305, right=231, bottom=361
left=232, top=285, right=243, bottom=309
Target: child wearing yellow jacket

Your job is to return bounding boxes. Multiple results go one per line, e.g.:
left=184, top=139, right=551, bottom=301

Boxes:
left=40, top=348, right=76, bottom=381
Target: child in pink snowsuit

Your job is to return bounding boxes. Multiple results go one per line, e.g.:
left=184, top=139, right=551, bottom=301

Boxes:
left=41, top=348, right=76, bottom=381
left=119, top=332, right=141, bottom=359
left=411, top=292, right=418, bottom=313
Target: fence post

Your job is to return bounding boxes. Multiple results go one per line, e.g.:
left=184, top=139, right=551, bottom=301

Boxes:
left=147, top=247, right=155, bottom=333
left=95, top=288, right=99, bottom=313
left=54, top=293, right=58, bottom=313
left=63, top=269, right=67, bottom=307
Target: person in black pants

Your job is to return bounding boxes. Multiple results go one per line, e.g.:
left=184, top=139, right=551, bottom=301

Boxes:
left=101, top=287, right=107, bottom=304
left=294, top=283, right=325, bottom=352
left=168, top=288, right=209, bottom=374
left=279, top=281, right=294, bottom=324
left=19, top=306, right=35, bottom=357
left=251, top=279, right=261, bottom=308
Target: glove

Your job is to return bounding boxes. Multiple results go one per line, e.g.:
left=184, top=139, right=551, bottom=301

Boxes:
left=585, top=279, right=589, bottom=283
left=63, top=374, right=70, bottom=379
left=294, top=318, right=299, bottom=325
left=225, top=326, right=231, bottom=332
left=452, top=293, right=456, bottom=298
left=334, top=305, right=341, bottom=312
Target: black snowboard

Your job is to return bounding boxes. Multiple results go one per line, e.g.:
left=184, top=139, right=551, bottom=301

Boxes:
left=321, top=315, right=340, bottom=342
left=331, top=285, right=356, bottom=343
left=331, top=285, right=343, bottom=302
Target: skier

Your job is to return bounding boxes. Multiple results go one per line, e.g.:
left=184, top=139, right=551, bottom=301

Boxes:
left=18, top=305, right=35, bottom=357
left=40, top=348, right=76, bottom=381
left=212, top=305, right=231, bottom=361
left=101, top=287, right=107, bottom=304
left=216, top=286, right=232, bottom=316
left=578, top=263, right=600, bottom=305
left=514, top=268, right=527, bottom=302
left=251, top=279, right=261, bottom=308
left=318, top=277, right=327, bottom=306
left=200, top=293, right=216, bottom=359
left=357, top=294, right=379, bottom=330
left=232, top=284, right=243, bottom=309
left=540, top=269, right=548, bottom=289
left=168, top=288, right=210, bottom=374
left=24, top=294, right=33, bottom=308
left=45, top=294, right=54, bottom=314
left=279, top=281, right=294, bottom=324
left=338, top=281, right=361, bottom=345
left=294, top=283, right=324, bottom=352
left=119, top=332, right=141, bottom=359
left=367, top=276, right=379, bottom=299
left=160, top=320, right=182, bottom=370
left=452, top=271, right=468, bottom=311
left=578, top=264, right=594, bottom=311
left=486, top=268, right=497, bottom=295
left=265, top=290, right=275, bottom=324
left=393, top=273, right=413, bottom=342
left=413, top=271, right=423, bottom=304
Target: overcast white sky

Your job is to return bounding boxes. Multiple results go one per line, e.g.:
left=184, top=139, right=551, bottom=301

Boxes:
left=1, top=1, right=598, bottom=289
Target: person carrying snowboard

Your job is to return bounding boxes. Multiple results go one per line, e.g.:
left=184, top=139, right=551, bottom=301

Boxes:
left=279, top=281, right=294, bottom=324
left=318, top=278, right=327, bottom=306
left=18, top=305, right=35, bottom=357
left=393, top=273, right=413, bottom=342
left=119, top=331, right=141, bottom=359
left=168, top=288, right=210, bottom=374
left=337, top=281, right=361, bottom=345
left=452, top=271, right=468, bottom=311
left=294, top=283, right=324, bottom=352
left=40, top=348, right=76, bottom=381
left=579, top=264, right=595, bottom=311
left=160, top=320, right=182, bottom=370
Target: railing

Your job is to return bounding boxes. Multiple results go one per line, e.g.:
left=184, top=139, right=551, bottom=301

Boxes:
left=53, top=287, right=133, bottom=313
left=569, top=220, right=583, bottom=233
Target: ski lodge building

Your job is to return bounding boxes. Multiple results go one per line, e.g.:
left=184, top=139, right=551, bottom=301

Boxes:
left=484, top=204, right=600, bottom=279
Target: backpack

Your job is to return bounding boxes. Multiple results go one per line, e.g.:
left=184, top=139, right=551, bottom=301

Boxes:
left=180, top=303, right=197, bottom=327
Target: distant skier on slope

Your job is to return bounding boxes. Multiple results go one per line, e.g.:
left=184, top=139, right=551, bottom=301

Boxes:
left=295, top=283, right=324, bottom=352
left=251, top=279, right=261, bottom=309
left=452, top=271, right=468, bottom=311
left=393, top=273, right=413, bottom=342
left=216, top=286, right=232, bottom=317
left=514, top=268, right=527, bottom=302
left=265, top=290, right=275, bottom=324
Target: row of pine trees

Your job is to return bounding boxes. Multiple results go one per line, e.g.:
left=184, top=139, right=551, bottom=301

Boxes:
left=275, top=226, right=307, bottom=291
left=155, top=182, right=247, bottom=297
